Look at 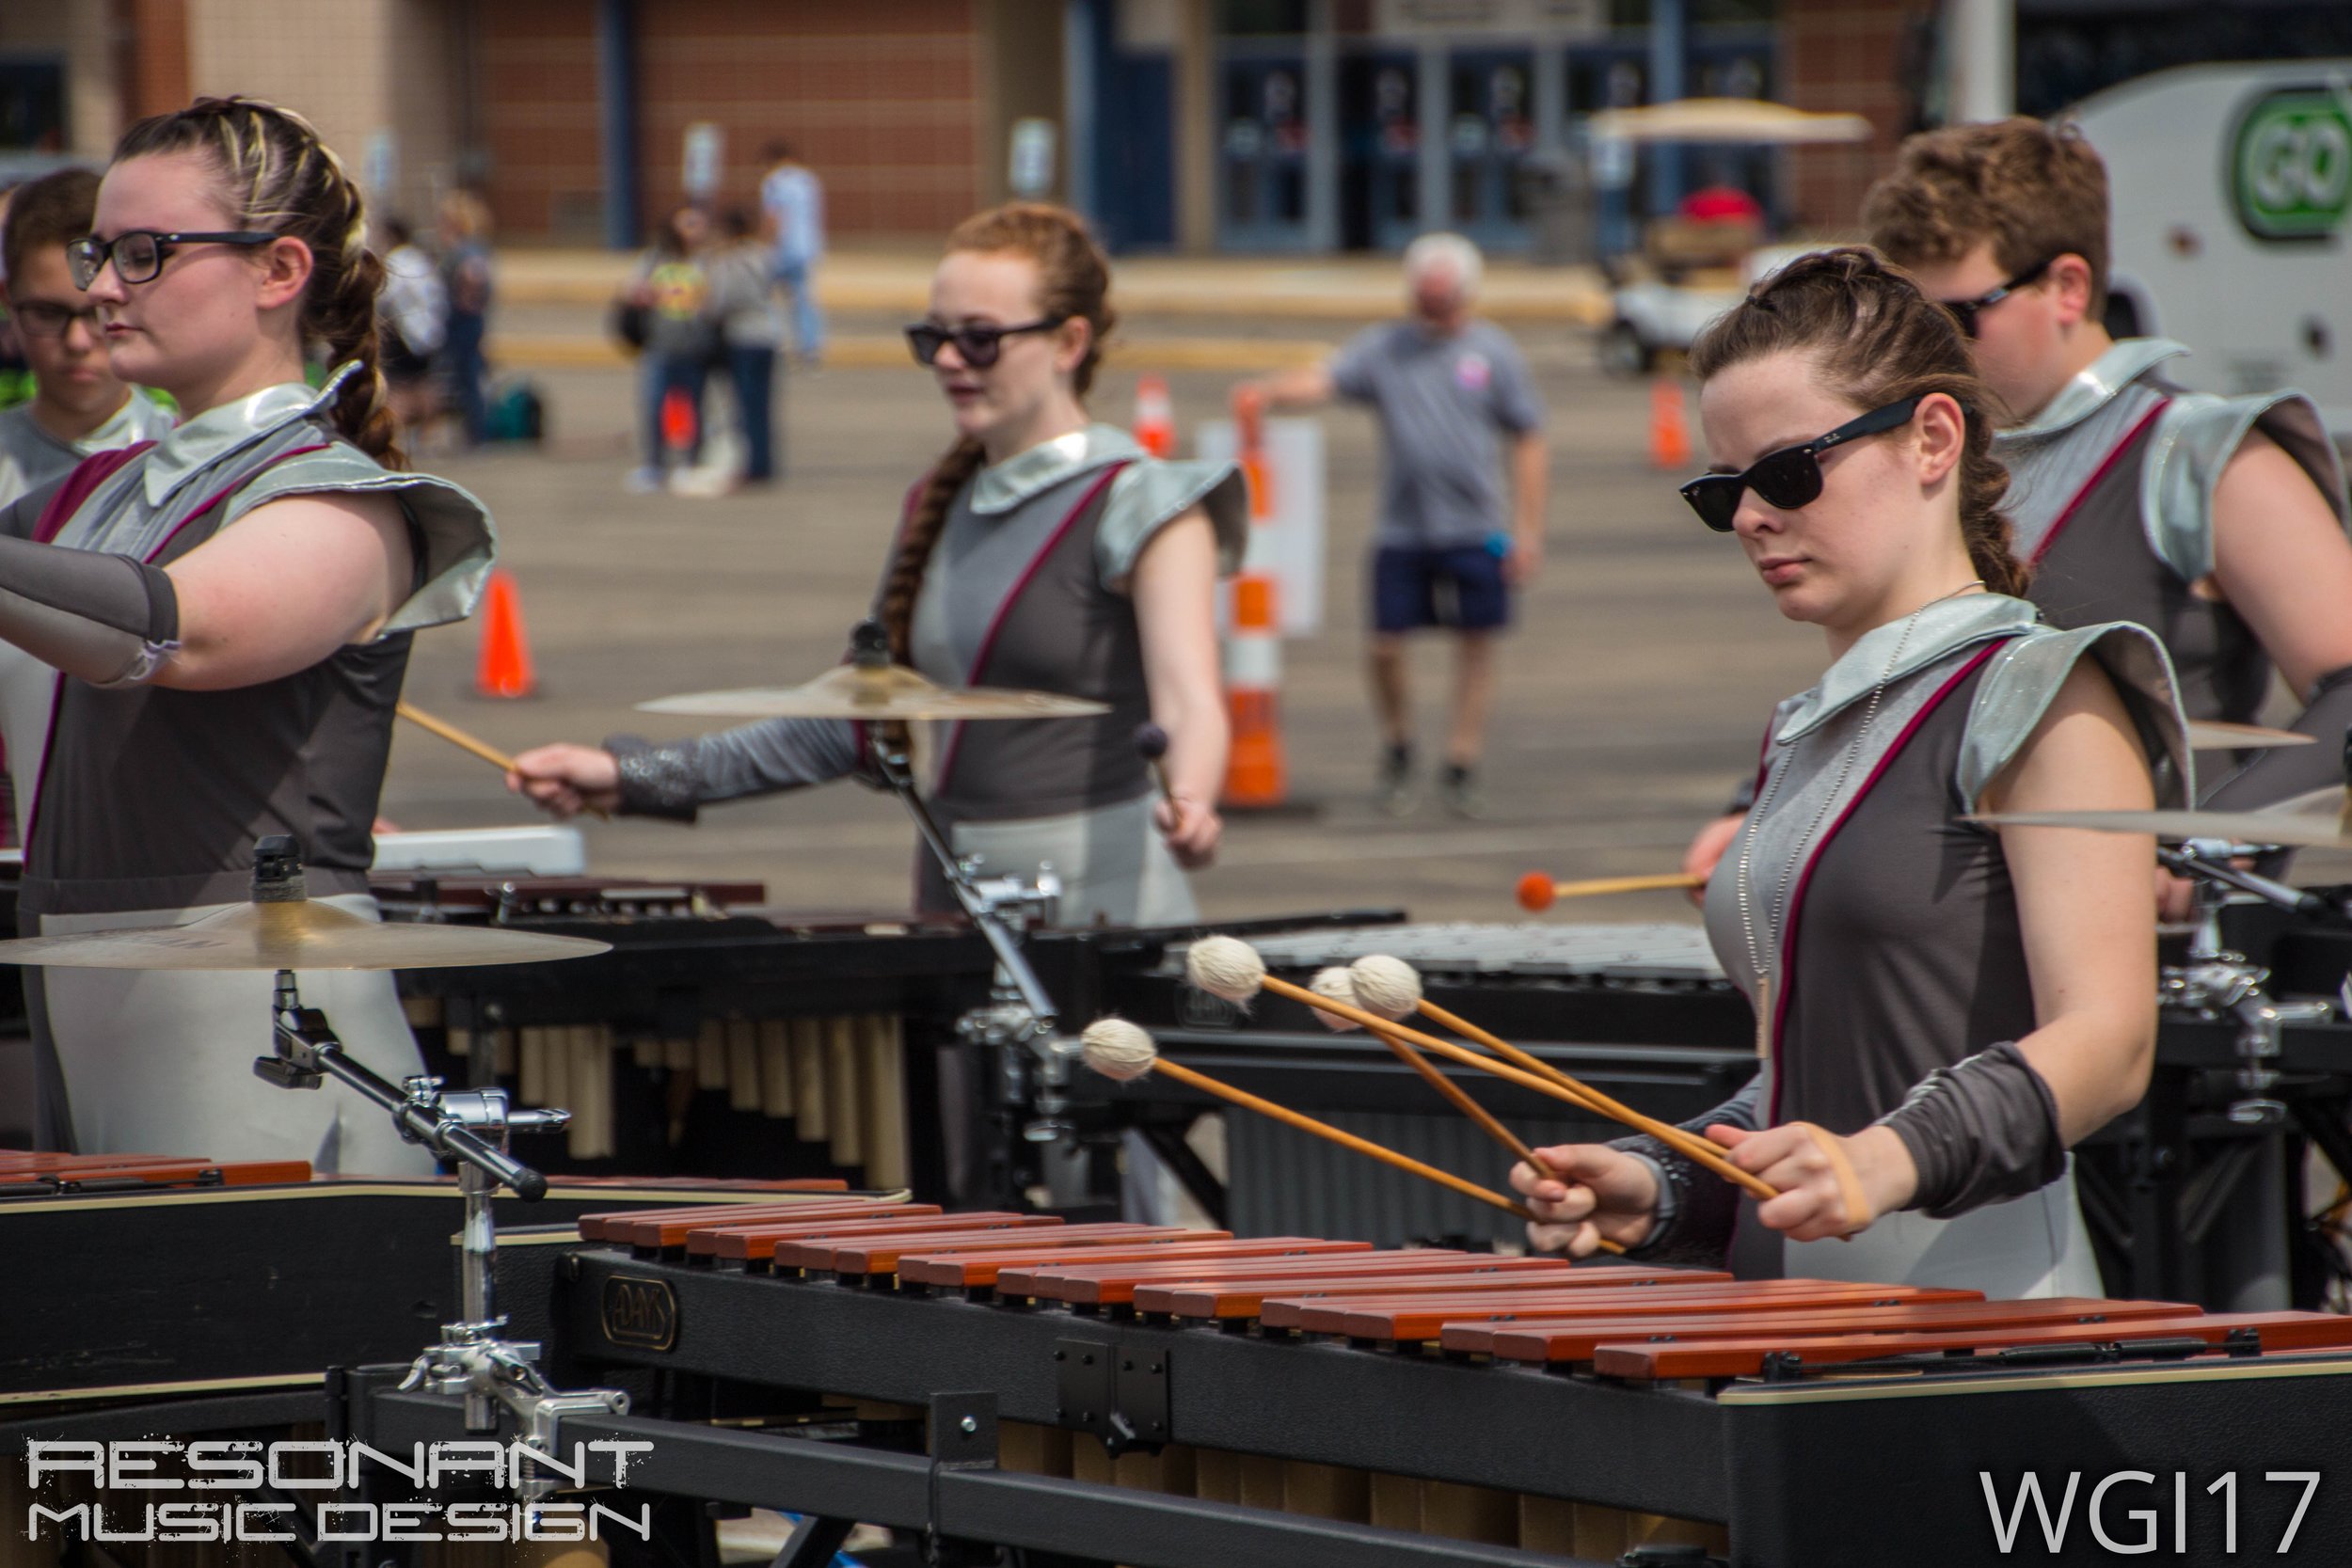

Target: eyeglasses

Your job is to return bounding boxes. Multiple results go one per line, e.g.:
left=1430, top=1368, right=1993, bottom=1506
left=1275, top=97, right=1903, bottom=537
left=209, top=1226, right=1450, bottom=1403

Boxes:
left=904, top=316, right=1067, bottom=369
left=1678, top=397, right=1921, bottom=532
left=66, top=230, right=278, bottom=290
left=1938, top=257, right=2054, bottom=339
left=8, top=301, right=103, bottom=340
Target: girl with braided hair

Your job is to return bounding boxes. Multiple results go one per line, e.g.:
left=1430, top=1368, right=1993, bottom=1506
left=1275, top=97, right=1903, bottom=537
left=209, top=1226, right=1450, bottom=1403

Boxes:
left=1511, top=248, right=2188, bottom=1295
left=513, top=204, right=1243, bottom=927
left=0, top=97, right=495, bottom=1171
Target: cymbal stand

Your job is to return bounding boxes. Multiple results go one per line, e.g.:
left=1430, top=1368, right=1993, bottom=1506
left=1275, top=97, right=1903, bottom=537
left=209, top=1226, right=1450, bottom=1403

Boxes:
left=867, top=728, right=1083, bottom=1146
left=2158, top=840, right=2335, bottom=1125
left=255, top=971, right=628, bottom=1470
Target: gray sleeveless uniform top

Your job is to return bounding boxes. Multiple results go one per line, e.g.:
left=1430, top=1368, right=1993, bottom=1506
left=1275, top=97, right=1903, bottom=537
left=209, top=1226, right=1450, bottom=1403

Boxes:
left=1998, top=339, right=2346, bottom=727
left=1699, top=595, right=2187, bottom=1290
left=629, top=426, right=1245, bottom=924
left=0, top=368, right=495, bottom=918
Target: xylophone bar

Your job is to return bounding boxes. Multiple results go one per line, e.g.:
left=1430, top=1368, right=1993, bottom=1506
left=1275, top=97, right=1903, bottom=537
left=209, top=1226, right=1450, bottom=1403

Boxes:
left=910, top=1237, right=1372, bottom=1291
left=1463, top=1295, right=2198, bottom=1363
left=720, top=1212, right=1060, bottom=1266
left=787, top=1223, right=1197, bottom=1277
left=1317, top=1280, right=1981, bottom=1343
left=1231, top=1268, right=1728, bottom=1327
left=583, top=1197, right=917, bottom=1250
left=1005, top=1251, right=1567, bottom=1307
left=1147, top=1264, right=1629, bottom=1322
left=1592, top=1308, right=2352, bottom=1380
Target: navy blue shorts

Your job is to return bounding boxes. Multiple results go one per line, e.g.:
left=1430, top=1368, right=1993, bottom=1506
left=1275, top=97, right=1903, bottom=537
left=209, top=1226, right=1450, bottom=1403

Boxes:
left=1372, top=543, right=1511, bottom=634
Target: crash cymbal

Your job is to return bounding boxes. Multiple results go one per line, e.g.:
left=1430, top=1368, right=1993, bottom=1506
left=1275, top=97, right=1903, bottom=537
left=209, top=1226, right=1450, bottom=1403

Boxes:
left=637, top=661, right=1110, bottom=721
left=1968, top=787, right=2352, bottom=851
left=2185, top=720, right=2314, bottom=752
left=0, top=899, right=612, bottom=971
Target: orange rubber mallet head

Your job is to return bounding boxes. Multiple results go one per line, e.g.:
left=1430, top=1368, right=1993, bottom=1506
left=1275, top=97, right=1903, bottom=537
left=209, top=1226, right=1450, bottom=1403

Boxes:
left=1516, top=871, right=1556, bottom=912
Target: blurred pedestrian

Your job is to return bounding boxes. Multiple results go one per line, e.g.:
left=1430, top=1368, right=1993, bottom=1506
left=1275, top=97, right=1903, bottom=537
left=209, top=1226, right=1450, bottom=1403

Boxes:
left=375, top=215, right=446, bottom=441
left=0, top=168, right=176, bottom=508
left=759, top=140, right=826, bottom=367
left=435, top=189, right=495, bottom=447
left=1240, top=232, right=1547, bottom=816
left=620, top=206, right=715, bottom=492
left=706, top=205, right=782, bottom=485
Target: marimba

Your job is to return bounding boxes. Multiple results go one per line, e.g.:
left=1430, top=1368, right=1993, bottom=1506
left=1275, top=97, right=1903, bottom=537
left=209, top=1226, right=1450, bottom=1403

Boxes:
left=453, top=1202, right=2352, bottom=1566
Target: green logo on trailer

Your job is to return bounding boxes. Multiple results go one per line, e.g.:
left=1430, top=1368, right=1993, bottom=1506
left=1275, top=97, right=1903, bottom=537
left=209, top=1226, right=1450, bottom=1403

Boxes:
left=2231, top=88, right=2352, bottom=242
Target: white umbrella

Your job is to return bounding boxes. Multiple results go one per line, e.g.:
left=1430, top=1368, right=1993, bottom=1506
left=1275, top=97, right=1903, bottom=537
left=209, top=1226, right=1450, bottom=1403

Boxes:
left=1589, top=98, right=1874, bottom=146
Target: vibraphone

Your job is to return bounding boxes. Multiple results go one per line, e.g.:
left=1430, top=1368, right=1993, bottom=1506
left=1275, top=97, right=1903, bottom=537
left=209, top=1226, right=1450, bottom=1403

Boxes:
left=378, top=876, right=1003, bottom=1190
left=345, top=1202, right=2352, bottom=1566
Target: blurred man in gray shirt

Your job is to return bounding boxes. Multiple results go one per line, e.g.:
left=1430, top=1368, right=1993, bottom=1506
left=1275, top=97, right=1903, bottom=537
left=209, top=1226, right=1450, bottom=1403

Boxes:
left=1243, top=233, right=1546, bottom=815
left=0, top=168, right=173, bottom=510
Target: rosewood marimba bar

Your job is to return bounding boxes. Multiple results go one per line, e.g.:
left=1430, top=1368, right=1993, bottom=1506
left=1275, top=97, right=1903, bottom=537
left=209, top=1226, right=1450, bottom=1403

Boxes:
left=543, top=1204, right=2352, bottom=1565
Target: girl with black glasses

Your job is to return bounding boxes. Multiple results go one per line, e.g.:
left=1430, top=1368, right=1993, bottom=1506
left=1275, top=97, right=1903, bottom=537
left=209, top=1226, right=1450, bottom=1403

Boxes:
left=513, top=204, right=1244, bottom=927
left=1512, top=248, right=2188, bottom=1295
left=0, top=98, right=495, bottom=1171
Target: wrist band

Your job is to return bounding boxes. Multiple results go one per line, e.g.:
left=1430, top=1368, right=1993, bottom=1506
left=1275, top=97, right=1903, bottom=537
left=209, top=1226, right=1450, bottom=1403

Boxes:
left=1874, top=1040, right=2064, bottom=1219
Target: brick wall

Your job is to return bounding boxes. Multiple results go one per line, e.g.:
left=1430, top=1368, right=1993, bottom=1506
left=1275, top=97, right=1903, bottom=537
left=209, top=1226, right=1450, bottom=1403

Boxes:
left=1781, top=0, right=1923, bottom=236
left=481, top=0, right=989, bottom=245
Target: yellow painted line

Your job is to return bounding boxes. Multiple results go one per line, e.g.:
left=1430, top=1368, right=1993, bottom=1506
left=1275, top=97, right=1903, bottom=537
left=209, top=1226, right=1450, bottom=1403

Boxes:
left=491, top=334, right=1332, bottom=373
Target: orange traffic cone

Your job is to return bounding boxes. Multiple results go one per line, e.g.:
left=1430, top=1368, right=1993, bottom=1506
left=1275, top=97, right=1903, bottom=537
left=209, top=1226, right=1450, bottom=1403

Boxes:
left=1648, top=378, right=1691, bottom=470
left=1220, top=574, right=1287, bottom=809
left=473, top=568, right=538, bottom=700
left=1133, top=373, right=1175, bottom=458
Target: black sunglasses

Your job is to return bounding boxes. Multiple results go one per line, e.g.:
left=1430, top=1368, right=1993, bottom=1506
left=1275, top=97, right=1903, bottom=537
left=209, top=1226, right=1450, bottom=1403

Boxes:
left=905, top=315, right=1067, bottom=369
left=1939, top=257, right=2054, bottom=339
left=1678, top=397, right=1921, bottom=532
left=66, top=230, right=278, bottom=291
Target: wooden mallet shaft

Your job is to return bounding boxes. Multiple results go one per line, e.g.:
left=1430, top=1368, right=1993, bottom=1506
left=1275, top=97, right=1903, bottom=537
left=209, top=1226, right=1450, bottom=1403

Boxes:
left=395, top=701, right=610, bottom=821
left=1257, top=973, right=1776, bottom=1203
left=1410, top=995, right=1763, bottom=1194
left=1141, top=1055, right=1535, bottom=1223
left=1518, top=870, right=1704, bottom=911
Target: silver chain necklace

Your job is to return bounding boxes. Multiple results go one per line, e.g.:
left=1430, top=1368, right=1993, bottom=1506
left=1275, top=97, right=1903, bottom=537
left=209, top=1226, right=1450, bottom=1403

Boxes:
left=1733, top=580, right=1985, bottom=1055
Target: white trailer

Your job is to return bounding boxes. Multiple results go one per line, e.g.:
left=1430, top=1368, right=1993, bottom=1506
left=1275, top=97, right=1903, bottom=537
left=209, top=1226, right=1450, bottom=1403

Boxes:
left=2073, top=61, right=2352, bottom=440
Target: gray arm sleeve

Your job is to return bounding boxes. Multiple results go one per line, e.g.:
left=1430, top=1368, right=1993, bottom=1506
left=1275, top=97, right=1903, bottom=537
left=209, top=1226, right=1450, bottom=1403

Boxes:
left=605, top=717, right=862, bottom=821
left=0, top=532, right=180, bottom=687
left=1598, top=1072, right=1762, bottom=1268
left=2199, top=663, right=2352, bottom=810
left=1873, top=1039, right=2065, bottom=1219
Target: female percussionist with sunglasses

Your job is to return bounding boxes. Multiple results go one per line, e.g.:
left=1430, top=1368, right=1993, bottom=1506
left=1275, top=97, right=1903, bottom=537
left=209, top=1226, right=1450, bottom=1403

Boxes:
left=0, top=99, right=494, bottom=1170
left=1512, top=250, right=2190, bottom=1295
left=512, top=204, right=1243, bottom=926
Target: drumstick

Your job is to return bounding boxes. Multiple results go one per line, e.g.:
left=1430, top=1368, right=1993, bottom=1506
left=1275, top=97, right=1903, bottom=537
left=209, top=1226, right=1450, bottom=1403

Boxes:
left=395, top=701, right=611, bottom=822
left=1191, top=939, right=1777, bottom=1202
left=1518, top=870, right=1704, bottom=911
left=1079, top=1020, right=1547, bottom=1228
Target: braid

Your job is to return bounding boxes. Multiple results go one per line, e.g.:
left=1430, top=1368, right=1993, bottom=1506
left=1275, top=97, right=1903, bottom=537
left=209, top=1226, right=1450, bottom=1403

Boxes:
left=879, top=438, right=987, bottom=664
left=114, top=96, right=404, bottom=467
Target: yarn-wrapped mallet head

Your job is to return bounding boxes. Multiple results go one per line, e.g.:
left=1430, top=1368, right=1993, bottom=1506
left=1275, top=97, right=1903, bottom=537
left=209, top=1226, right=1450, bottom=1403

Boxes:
left=1307, top=967, right=1360, bottom=1031
left=1079, top=1017, right=1160, bottom=1082
left=1185, top=934, right=1268, bottom=1004
left=1346, top=954, right=1422, bottom=1022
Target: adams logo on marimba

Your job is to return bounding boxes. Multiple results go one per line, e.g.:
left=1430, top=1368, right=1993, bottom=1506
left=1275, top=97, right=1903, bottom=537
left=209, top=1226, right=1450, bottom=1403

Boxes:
left=601, top=1275, right=677, bottom=1351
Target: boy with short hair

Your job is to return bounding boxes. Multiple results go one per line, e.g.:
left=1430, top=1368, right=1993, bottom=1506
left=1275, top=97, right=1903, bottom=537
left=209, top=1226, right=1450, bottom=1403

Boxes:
left=0, top=167, right=174, bottom=508
left=1866, top=118, right=2352, bottom=808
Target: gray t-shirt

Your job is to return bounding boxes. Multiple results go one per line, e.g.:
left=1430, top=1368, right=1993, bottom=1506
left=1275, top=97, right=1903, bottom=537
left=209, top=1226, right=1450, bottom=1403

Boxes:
left=0, top=394, right=177, bottom=511
left=1328, top=317, right=1543, bottom=547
